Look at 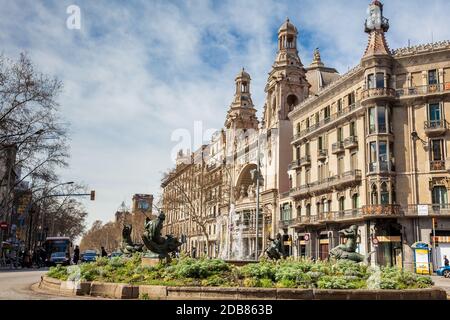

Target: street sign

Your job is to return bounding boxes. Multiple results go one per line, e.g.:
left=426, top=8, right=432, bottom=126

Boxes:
left=417, top=205, right=429, bottom=216
left=0, top=221, right=8, bottom=230
left=372, top=237, right=379, bottom=246
left=304, top=233, right=310, bottom=241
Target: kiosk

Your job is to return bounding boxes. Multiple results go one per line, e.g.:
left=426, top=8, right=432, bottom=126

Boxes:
left=411, top=242, right=432, bottom=275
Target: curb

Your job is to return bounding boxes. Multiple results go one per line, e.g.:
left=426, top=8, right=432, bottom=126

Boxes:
left=39, top=276, right=448, bottom=300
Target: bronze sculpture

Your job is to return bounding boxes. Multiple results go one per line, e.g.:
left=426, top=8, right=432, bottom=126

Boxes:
left=265, top=233, right=286, bottom=260
left=120, top=224, right=144, bottom=255
left=329, top=225, right=374, bottom=263
left=141, top=211, right=182, bottom=259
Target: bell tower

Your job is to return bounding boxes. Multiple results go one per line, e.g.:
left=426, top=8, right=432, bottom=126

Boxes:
left=263, top=18, right=310, bottom=128
left=224, top=68, right=258, bottom=130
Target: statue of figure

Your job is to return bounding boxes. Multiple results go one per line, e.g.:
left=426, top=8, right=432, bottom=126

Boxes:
left=265, top=233, right=286, bottom=260
left=329, top=225, right=375, bottom=264
left=142, top=211, right=182, bottom=259
left=247, top=185, right=254, bottom=199
left=120, top=224, right=144, bottom=255
left=240, top=185, right=246, bottom=198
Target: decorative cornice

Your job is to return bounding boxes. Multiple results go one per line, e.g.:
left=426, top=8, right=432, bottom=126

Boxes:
left=391, top=40, right=450, bottom=58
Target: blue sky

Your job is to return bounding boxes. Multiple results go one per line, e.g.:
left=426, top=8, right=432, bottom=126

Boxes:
left=1, top=0, right=449, bottom=230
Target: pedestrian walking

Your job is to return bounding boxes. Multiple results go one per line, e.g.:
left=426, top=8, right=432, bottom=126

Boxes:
left=73, top=245, right=80, bottom=264
left=444, top=255, right=449, bottom=267
left=101, top=246, right=108, bottom=257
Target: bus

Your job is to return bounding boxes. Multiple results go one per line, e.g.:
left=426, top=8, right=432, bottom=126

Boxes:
left=43, top=237, right=72, bottom=265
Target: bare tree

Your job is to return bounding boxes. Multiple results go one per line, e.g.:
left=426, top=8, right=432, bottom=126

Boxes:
left=0, top=53, right=68, bottom=222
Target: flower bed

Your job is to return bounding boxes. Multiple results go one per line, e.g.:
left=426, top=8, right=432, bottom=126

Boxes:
left=47, top=254, right=433, bottom=290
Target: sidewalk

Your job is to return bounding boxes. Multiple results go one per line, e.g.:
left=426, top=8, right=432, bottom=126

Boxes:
left=431, top=275, right=450, bottom=298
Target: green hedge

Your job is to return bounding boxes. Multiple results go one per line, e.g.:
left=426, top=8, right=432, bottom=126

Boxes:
left=47, top=254, right=434, bottom=290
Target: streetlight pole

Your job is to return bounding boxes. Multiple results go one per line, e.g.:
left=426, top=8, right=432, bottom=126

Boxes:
left=255, top=121, right=264, bottom=261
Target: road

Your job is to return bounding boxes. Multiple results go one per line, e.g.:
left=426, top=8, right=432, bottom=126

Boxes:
left=0, top=268, right=87, bottom=300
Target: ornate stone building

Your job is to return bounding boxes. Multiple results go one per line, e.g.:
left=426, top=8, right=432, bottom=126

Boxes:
left=287, top=0, right=450, bottom=270
left=161, top=1, right=450, bottom=268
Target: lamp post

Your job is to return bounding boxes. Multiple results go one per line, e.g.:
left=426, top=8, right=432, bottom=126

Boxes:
left=254, top=120, right=264, bottom=261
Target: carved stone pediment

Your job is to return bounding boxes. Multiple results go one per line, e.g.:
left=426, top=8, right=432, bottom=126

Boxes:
left=429, top=177, right=450, bottom=190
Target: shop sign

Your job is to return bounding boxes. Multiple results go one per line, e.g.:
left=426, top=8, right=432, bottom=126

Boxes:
left=417, top=205, right=429, bottom=216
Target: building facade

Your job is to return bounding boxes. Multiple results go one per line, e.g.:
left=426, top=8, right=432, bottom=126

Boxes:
left=161, top=0, right=450, bottom=269
left=286, top=1, right=450, bottom=270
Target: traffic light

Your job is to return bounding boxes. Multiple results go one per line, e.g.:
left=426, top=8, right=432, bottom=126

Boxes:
left=433, top=218, right=438, bottom=229
left=90, top=190, right=95, bottom=201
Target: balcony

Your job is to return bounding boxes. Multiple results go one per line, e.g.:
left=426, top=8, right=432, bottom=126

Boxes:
left=291, top=215, right=320, bottom=226
left=362, top=204, right=402, bottom=217
left=317, top=149, right=328, bottom=161
left=318, top=209, right=362, bottom=223
left=361, top=87, right=396, bottom=104
left=430, top=160, right=446, bottom=171
left=396, top=82, right=450, bottom=99
left=344, top=136, right=358, bottom=149
left=291, top=102, right=362, bottom=145
left=332, top=141, right=345, bottom=154
left=424, top=120, right=447, bottom=137
left=368, top=161, right=395, bottom=175
left=300, top=155, right=311, bottom=167
left=279, top=219, right=295, bottom=228
left=288, top=159, right=301, bottom=170
left=290, top=170, right=362, bottom=199
left=403, top=204, right=450, bottom=217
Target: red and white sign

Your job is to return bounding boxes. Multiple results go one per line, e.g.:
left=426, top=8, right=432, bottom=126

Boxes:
left=0, top=221, right=8, bottom=230
left=372, top=237, right=379, bottom=245
left=304, top=233, right=310, bottom=241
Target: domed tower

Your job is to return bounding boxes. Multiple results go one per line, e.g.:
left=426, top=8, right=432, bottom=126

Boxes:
left=360, top=1, right=397, bottom=211
left=264, top=18, right=310, bottom=127
left=224, top=68, right=259, bottom=130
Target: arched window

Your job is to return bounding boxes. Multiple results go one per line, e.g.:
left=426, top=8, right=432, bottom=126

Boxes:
left=371, top=184, right=378, bottom=205
left=380, top=182, right=389, bottom=205
left=286, top=94, right=299, bottom=108
left=306, top=203, right=311, bottom=216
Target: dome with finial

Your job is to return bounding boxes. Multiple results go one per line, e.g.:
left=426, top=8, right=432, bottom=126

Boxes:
left=236, top=67, right=251, bottom=80
left=278, top=17, right=297, bottom=34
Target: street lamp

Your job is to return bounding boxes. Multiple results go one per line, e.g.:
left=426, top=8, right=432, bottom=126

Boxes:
left=254, top=120, right=265, bottom=261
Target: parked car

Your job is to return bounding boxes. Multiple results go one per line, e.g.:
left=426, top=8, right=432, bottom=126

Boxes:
left=48, top=252, right=70, bottom=266
left=109, top=251, right=122, bottom=258
left=81, top=250, right=98, bottom=263
left=436, top=265, right=450, bottom=278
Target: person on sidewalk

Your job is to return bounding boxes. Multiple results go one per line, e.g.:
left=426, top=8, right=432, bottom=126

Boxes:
left=444, top=255, right=449, bottom=267
left=101, top=247, right=108, bottom=257
left=73, top=245, right=80, bottom=264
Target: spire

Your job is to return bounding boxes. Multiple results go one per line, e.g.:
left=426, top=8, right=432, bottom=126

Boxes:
left=362, top=0, right=391, bottom=59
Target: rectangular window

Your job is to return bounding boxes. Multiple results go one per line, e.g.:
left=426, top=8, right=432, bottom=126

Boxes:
left=350, top=121, right=356, bottom=137
left=431, top=139, right=444, bottom=161
left=369, top=107, right=376, bottom=134
left=428, top=103, right=441, bottom=121
left=428, top=69, right=438, bottom=85
left=305, top=169, right=310, bottom=184
left=296, top=171, right=301, bottom=187
left=337, top=99, right=342, bottom=113
left=305, top=143, right=310, bottom=156
left=337, top=127, right=343, bottom=142
left=379, top=140, right=387, bottom=163
left=296, top=146, right=300, bottom=160
left=377, top=106, right=386, bottom=133
left=444, top=68, right=450, bottom=85
left=369, top=141, right=377, bottom=165
left=368, top=74, right=375, bottom=89
left=376, top=73, right=385, bottom=88
left=324, top=106, right=330, bottom=120
left=318, top=136, right=323, bottom=150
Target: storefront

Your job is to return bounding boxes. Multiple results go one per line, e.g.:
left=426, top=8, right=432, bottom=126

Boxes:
left=433, top=231, right=450, bottom=268
left=374, top=220, right=403, bottom=268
